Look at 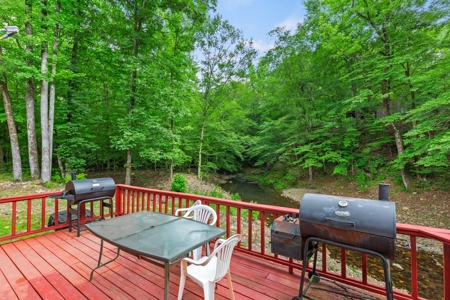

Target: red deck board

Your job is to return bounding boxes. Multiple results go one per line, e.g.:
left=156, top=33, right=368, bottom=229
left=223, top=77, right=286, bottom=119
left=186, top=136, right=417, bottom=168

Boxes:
left=12, top=240, right=87, bottom=300
left=41, top=232, right=159, bottom=299
left=0, top=268, right=18, bottom=300
left=14, top=241, right=86, bottom=299
left=0, top=247, right=41, bottom=300
left=55, top=231, right=172, bottom=299
left=24, top=235, right=107, bottom=299
left=2, top=243, right=65, bottom=300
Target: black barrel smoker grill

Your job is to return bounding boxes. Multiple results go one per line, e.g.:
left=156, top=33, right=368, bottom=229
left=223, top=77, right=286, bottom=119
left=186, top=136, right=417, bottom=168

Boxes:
left=49, top=178, right=115, bottom=237
left=292, top=193, right=397, bottom=300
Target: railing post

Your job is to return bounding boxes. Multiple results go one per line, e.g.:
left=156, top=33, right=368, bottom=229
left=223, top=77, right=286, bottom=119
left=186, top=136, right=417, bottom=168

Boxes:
left=444, top=243, right=450, bottom=300
left=115, top=186, right=122, bottom=216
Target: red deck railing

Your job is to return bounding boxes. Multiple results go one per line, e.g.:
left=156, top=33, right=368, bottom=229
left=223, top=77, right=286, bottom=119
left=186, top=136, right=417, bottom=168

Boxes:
left=0, top=184, right=449, bottom=300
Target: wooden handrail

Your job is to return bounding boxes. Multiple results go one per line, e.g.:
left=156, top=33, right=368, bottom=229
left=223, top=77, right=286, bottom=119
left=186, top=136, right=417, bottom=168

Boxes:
left=0, top=185, right=448, bottom=300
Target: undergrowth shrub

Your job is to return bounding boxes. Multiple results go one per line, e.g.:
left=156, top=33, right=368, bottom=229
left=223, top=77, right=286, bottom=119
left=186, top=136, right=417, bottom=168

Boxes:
left=171, top=174, right=187, bottom=192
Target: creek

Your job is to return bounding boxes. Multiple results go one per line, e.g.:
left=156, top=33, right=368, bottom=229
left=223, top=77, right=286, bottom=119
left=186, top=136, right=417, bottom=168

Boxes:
left=218, top=176, right=444, bottom=300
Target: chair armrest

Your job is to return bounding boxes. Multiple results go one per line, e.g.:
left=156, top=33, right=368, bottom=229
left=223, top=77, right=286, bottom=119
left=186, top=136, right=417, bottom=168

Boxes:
left=175, top=207, right=189, bottom=216
left=212, top=238, right=226, bottom=251
left=182, top=255, right=213, bottom=266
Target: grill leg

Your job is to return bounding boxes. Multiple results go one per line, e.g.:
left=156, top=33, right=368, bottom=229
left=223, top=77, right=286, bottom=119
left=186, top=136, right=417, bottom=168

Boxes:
left=295, top=237, right=316, bottom=299
left=383, top=258, right=394, bottom=300
left=68, top=205, right=72, bottom=232
left=296, top=237, right=394, bottom=300
left=311, top=242, right=319, bottom=274
left=77, top=204, right=82, bottom=237
left=100, top=198, right=113, bottom=220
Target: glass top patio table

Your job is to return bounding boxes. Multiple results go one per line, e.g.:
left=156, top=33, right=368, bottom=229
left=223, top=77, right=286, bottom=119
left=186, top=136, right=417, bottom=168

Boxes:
left=86, top=210, right=225, bottom=299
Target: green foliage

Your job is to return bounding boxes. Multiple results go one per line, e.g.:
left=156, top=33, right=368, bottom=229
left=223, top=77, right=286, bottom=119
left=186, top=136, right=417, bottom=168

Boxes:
left=333, top=163, right=349, bottom=176
left=230, top=193, right=241, bottom=200
left=242, top=201, right=260, bottom=221
left=354, top=171, right=369, bottom=192
left=282, top=170, right=298, bottom=186
left=0, top=0, right=449, bottom=189
left=209, top=186, right=224, bottom=198
left=51, top=174, right=64, bottom=184
left=259, top=177, right=286, bottom=189
left=171, top=174, right=188, bottom=193
left=45, top=181, right=61, bottom=189
left=75, top=173, right=87, bottom=180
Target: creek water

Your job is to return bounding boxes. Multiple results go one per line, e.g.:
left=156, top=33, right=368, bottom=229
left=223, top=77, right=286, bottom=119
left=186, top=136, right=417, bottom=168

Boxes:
left=219, top=177, right=298, bottom=208
left=218, top=177, right=444, bottom=300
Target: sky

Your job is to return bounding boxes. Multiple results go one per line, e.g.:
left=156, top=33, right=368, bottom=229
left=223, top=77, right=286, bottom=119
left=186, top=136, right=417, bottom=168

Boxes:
left=215, top=0, right=306, bottom=53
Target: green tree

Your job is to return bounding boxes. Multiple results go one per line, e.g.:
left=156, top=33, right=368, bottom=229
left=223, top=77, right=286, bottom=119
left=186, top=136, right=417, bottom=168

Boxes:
left=193, top=14, right=256, bottom=179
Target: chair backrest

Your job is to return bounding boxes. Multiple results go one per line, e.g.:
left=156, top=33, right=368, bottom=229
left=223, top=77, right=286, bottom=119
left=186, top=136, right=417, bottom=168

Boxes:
left=212, top=234, right=241, bottom=282
left=181, top=204, right=217, bottom=226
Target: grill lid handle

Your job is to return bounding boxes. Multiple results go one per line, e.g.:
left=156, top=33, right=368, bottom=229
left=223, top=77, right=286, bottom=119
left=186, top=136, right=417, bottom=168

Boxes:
left=326, top=217, right=355, bottom=227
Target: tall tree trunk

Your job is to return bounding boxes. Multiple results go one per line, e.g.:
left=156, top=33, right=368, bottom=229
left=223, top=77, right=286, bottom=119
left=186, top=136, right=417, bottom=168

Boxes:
left=405, top=61, right=421, bottom=181
left=169, top=119, right=174, bottom=183
left=40, top=2, right=51, bottom=183
left=48, top=0, right=60, bottom=173
left=124, top=2, right=143, bottom=185
left=355, top=9, right=410, bottom=190
left=0, top=140, right=3, bottom=169
left=0, top=72, right=22, bottom=181
left=197, top=122, right=205, bottom=180
left=25, top=0, right=40, bottom=179
left=40, top=40, right=50, bottom=183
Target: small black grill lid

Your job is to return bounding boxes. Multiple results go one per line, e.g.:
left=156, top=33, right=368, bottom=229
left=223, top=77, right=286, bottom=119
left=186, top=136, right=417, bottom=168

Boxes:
left=51, top=178, right=116, bottom=205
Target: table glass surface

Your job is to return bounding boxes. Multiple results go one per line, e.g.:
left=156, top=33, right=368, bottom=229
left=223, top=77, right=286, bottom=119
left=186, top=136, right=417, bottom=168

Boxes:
left=86, top=211, right=225, bottom=262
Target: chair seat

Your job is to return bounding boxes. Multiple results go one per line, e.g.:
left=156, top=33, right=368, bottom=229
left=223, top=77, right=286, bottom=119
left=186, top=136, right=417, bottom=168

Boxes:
left=187, top=256, right=217, bottom=284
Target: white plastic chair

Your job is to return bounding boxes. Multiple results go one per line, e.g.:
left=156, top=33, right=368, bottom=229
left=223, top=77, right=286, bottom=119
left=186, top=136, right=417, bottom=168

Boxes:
left=177, top=234, right=241, bottom=300
left=175, top=201, right=218, bottom=260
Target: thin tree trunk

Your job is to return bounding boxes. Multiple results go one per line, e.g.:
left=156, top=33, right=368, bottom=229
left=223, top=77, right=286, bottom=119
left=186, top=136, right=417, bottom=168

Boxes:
left=308, top=166, right=312, bottom=182
left=25, top=0, right=40, bottom=179
left=0, top=73, right=22, bottom=181
left=57, top=154, right=65, bottom=179
left=125, top=149, right=132, bottom=185
left=169, top=118, right=174, bottom=183
left=391, top=123, right=409, bottom=190
left=198, top=122, right=205, bottom=180
left=0, top=140, right=3, bottom=169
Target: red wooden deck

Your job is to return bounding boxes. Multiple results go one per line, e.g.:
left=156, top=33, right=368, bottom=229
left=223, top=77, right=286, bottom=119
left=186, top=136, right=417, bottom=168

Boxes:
left=0, top=229, right=308, bottom=300
left=2, top=187, right=449, bottom=299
